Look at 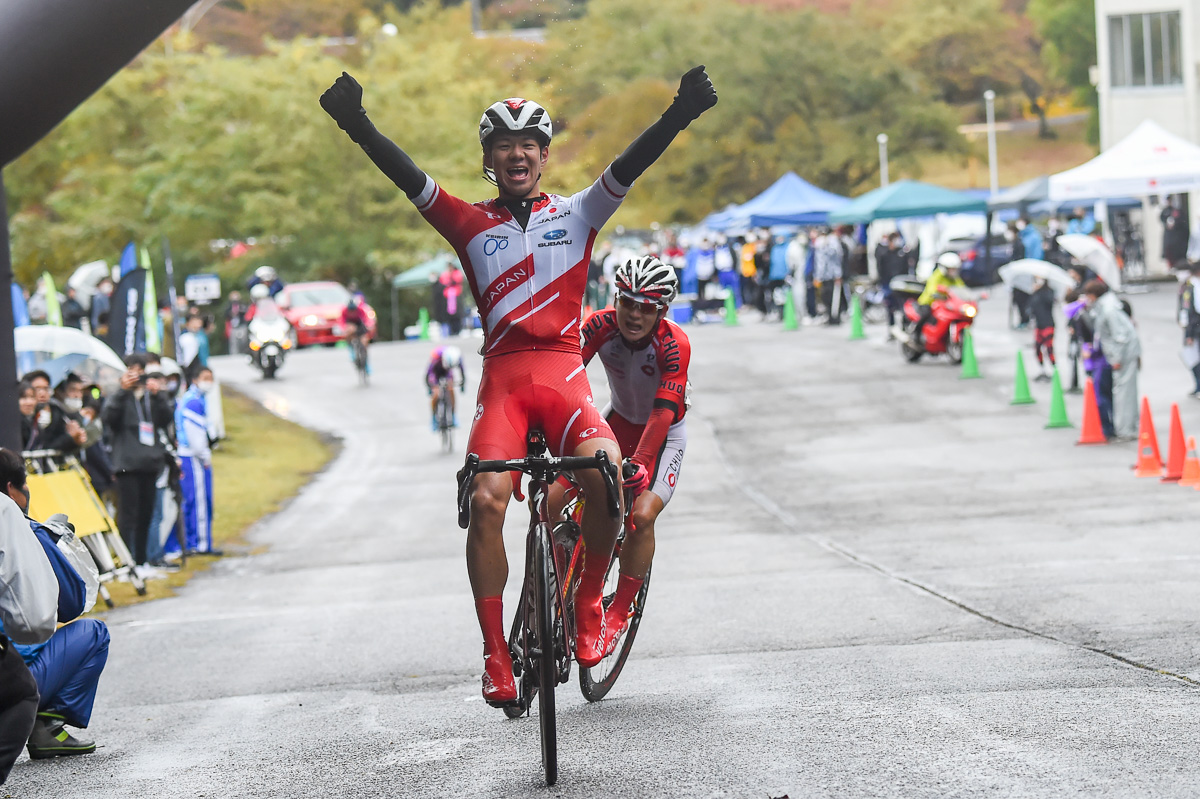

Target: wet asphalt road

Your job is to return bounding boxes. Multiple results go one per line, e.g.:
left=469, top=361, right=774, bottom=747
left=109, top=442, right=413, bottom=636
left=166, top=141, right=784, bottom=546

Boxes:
left=10, top=282, right=1200, bottom=798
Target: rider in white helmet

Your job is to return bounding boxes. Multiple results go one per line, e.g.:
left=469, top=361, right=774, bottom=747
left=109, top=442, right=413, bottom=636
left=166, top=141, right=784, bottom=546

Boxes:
left=320, top=62, right=717, bottom=703
left=912, top=251, right=967, bottom=348
left=426, top=345, right=466, bottom=431
left=554, top=254, right=691, bottom=654
left=248, top=265, right=283, bottom=298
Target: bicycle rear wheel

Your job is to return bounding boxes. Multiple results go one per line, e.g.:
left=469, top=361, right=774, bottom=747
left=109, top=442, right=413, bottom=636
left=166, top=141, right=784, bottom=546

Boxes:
left=439, top=393, right=454, bottom=452
left=578, top=563, right=651, bottom=702
left=534, top=532, right=558, bottom=785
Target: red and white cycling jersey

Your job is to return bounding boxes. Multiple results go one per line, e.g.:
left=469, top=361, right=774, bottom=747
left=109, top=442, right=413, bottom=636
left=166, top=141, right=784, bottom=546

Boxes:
left=580, top=310, right=691, bottom=426
left=411, top=166, right=630, bottom=358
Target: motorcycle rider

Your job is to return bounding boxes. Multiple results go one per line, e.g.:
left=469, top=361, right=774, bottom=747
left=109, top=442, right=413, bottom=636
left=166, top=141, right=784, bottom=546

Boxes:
left=912, top=252, right=968, bottom=349
left=426, top=345, right=466, bottom=431
left=246, top=265, right=284, bottom=298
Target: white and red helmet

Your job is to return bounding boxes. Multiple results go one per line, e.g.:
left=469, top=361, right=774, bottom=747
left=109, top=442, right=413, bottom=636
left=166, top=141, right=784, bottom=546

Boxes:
left=615, top=255, right=678, bottom=307
left=479, top=98, right=553, bottom=147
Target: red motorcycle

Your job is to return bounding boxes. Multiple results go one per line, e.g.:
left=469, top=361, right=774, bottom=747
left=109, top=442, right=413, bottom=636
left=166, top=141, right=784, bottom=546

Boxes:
left=898, top=289, right=979, bottom=363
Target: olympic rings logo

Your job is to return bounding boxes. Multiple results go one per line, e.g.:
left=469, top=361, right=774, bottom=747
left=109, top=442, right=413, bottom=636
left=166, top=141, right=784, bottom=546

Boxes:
left=484, top=237, right=509, bottom=257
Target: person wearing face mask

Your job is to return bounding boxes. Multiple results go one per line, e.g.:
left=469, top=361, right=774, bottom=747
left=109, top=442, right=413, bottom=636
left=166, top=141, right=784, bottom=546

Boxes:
left=52, top=374, right=100, bottom=449
left=17, top=380, right=39, bottom=451
left=22, top=371, right=86, bottom=458
left=101, top=356, right=174, bottom=566
left=164, top=367, right=218, bottom=558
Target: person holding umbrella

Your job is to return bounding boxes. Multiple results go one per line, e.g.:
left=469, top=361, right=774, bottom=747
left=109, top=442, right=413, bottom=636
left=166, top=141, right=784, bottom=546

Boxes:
left=1084, top=281, right=1140, bottom=441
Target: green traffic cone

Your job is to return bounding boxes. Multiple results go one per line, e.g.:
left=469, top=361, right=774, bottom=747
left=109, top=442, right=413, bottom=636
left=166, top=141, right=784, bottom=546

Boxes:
left=782, top=288, right=798, bottom=331
left=723, top=291, right=738, bottom=327
left=1045, top=368, right=1072, bottom=429
left=848, top=294, right=865, bottom=340
left=960, top=328, right=981, bottom=379
left=418, top=307, right=431, bottom=340
left=1011, top=351, right=1036, bottom=405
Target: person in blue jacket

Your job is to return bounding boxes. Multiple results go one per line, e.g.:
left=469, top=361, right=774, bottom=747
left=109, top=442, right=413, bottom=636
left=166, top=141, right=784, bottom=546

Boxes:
left=164, top=367, right=217, bottom=556
left=0, top=449, right=109, bottom=760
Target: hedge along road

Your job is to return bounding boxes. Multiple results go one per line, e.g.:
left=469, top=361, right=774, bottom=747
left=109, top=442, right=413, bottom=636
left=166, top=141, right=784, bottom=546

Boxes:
left=13, top=286, right=1200, bottom=798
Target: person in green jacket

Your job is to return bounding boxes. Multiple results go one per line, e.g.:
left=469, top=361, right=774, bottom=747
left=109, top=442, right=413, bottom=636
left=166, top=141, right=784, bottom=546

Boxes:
left=913, top=251, right=968, bottom=348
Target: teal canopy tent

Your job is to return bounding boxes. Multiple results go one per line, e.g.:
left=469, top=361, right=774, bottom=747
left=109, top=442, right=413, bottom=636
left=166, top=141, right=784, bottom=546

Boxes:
left=389, top=255, right=463, bottom=339
left=391, top=255, right=461, bottom=290
left=827, top=180, right=988, bottom=225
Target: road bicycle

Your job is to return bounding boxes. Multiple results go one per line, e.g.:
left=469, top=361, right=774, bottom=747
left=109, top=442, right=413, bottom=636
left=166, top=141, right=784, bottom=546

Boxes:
left=436, top=376, right=455, bottom=453
left=350, top=332, right=369, bottom=386
left=456, top=432, right=621, bottom=786
left=556, top=466, right=651, bottom=702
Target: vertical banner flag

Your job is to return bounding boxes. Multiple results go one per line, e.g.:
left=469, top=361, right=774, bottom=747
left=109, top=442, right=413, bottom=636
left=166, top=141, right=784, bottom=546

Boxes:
left=118, top=242, right=137, bottom=277
left=107, top=267, right=147, bottom=356
left=13, top=282, right=33, bottom=376
left=42, top=271, right=62, bottom=326
left=143, top=268, right=161, bottom=354
left=162, top=237, right=182, bottom=359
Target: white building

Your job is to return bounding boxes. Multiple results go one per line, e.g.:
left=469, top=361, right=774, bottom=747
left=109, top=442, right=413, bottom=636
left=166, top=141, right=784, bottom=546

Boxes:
left=1095, top=1, right=1195, bottom=269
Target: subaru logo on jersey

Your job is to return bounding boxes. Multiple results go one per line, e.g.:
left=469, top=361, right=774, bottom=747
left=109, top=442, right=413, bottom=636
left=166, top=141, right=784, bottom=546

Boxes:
left=543, top=229, right=568, bottom=241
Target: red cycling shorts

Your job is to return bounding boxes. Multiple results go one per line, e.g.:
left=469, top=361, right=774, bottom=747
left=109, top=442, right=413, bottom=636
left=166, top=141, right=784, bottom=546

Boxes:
left=467, top=349, right=614, bottom=460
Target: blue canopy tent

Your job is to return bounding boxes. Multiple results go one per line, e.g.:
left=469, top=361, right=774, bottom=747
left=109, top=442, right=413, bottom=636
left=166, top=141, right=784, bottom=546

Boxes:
left=706, top=172, right=849, bottom=231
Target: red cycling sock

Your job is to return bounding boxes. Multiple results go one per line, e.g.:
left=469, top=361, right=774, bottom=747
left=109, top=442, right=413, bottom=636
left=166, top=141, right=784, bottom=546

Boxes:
left=475, top=595, right=507, bottom=655
left=609, top=573, right=644, bottom=618
left=577, top=552, right=610, bottom=603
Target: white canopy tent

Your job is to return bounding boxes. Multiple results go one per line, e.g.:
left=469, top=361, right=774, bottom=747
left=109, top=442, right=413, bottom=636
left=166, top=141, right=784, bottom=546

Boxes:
left=1048, top=120, right=1200, bottom=201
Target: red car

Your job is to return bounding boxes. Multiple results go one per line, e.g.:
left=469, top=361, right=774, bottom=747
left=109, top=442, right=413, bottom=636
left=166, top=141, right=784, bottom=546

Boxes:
left=276, top=281, right=377, bottom=347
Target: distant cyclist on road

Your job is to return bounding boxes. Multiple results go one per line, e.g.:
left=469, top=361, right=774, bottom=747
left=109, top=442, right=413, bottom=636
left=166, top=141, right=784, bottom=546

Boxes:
left=341, top=287, right=372, bottom=349
left=321, top=64, right=717, bottom=703
left=426, top=345, right=466, bottom=431
left=568, top=255, right=691, bottom=653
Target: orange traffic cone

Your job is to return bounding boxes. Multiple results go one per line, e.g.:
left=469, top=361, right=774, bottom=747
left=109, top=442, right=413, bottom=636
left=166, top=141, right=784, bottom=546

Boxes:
left=1134, top=398, right=1164, bottom=478
left=1162, top=403, right=1187, bottom=482
left=1076, top=377, right=1107, bottom=445
left=1178, top=437, right=1200, bottom=488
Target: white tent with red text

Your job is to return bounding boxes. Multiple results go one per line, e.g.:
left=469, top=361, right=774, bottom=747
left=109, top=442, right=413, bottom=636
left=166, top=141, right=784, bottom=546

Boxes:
left=1048, top=120, right=1200, bottom=201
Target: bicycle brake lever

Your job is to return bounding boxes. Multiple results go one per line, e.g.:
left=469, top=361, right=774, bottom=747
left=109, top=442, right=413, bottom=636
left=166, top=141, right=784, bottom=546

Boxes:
left=596, top=451, right=621, bottom=520
left=456, top=454, right=480, bottom=529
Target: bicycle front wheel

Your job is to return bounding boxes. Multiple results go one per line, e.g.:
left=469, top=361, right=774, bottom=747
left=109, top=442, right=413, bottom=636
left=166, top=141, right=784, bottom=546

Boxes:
left=579, top=564, right=651, bottom=702
left=535, top=531, right=558, bottom=786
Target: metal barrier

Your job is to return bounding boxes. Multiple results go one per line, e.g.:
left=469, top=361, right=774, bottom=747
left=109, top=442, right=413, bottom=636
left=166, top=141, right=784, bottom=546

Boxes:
left=24, top=449, right=147, bottom=607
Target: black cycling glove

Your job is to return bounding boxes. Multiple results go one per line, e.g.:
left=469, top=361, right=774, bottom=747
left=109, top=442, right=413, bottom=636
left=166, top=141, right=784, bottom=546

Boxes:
left=611, top=66, right=718, bottom=186
left=661, top=65, right=718, bottom=130
left=320, top=72, right=373, bottom=144
left=320, top=72, right=428, bottom=198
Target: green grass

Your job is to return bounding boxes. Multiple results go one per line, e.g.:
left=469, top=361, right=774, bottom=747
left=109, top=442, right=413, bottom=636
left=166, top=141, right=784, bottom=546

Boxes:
left=95, top=388, right=336, bottom=608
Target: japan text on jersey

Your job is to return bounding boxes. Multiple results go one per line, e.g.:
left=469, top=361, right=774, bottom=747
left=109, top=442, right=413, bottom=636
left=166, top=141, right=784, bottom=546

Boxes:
left=412, top=165, right=630, bottom=357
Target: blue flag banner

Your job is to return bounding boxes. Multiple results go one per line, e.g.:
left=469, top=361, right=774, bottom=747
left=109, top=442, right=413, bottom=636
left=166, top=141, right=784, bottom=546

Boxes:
left=11, top=282, right=29, bottom=327
left=118, top=242, right=137, bottom=277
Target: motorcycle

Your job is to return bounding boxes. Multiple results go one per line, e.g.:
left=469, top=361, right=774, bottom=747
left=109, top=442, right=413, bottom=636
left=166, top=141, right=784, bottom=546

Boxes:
left=247, top=302, right=295, bottom=379
left=892, top=286, right=979, bottom=364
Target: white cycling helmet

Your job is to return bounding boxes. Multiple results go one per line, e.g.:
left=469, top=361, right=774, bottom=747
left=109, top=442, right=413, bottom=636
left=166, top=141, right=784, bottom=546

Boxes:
left=441, top=345, right=462, bottom=370
left=937, top=252, right=963, bottom=271
left=479, top=98, right=553, bottom=147
left=614, top=255, right=679, bottom=307
left=255, top=265, right=277, bottom=282
left=249, top=284, right=271, bottom=301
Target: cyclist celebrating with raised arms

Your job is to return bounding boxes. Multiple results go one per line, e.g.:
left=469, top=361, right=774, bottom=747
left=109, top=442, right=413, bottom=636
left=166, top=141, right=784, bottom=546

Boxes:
left=574, top=256, right=691, bottom=652
left=320, top=66, right=716, bottom=704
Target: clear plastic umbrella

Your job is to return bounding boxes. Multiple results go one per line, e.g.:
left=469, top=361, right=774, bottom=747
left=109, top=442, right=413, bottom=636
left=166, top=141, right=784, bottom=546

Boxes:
left=998, top=259, right=1079, bottom=295
left=1056, top=234, right=1122, bottom=290
left=14, top=325, right=126, bottom=391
